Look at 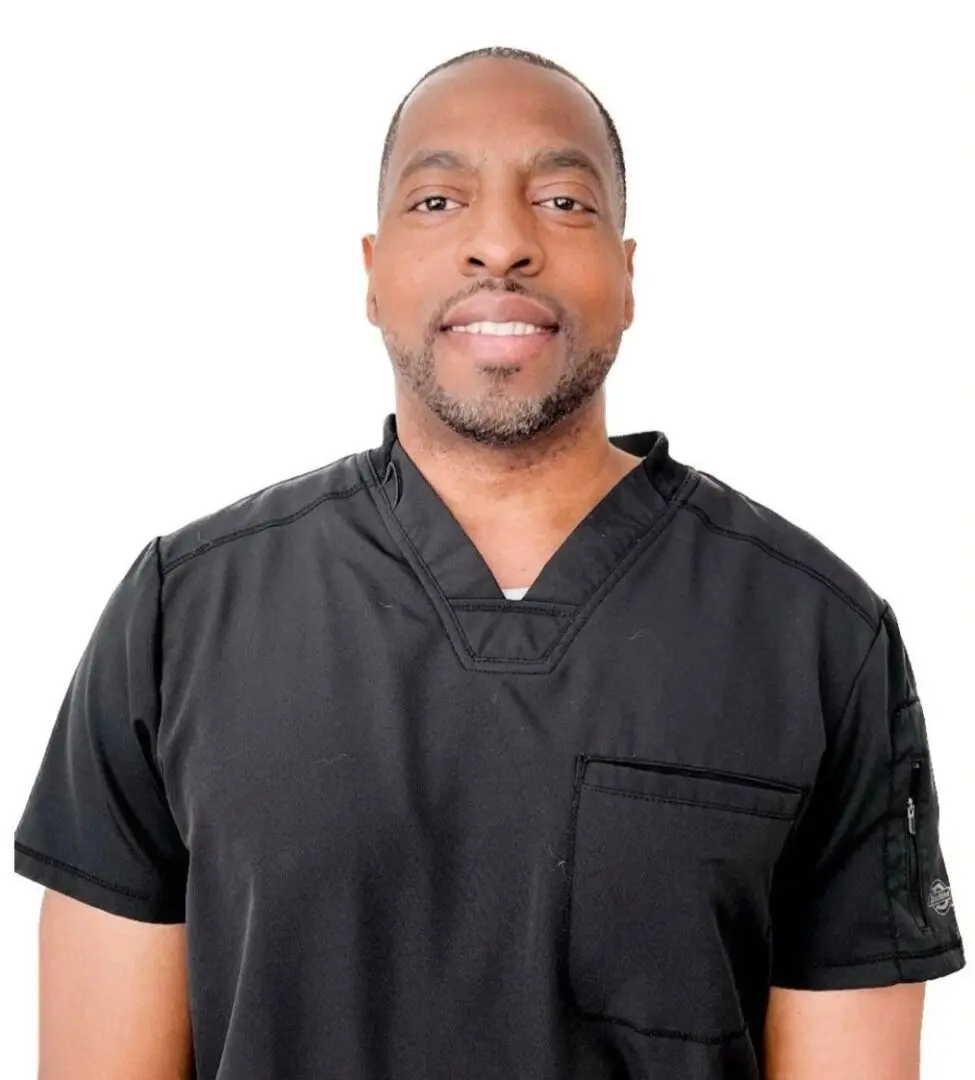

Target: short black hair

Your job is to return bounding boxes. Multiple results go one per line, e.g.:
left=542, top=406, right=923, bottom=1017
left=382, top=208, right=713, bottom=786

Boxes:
left=377, top=46, right=627, bottom=234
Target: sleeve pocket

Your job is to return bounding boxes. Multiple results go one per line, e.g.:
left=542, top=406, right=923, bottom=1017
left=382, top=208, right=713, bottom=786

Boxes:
left=891, top=700, right=960, bottom=950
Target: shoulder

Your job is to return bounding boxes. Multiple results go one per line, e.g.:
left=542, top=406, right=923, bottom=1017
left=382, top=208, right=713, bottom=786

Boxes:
left=681, top=465, right=887, bottom=637
left=157, top=449, right=370, bottom=578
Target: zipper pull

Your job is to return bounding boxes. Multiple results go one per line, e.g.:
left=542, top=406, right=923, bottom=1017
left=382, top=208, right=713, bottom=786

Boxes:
left=907, top=796, right=916, bottom=835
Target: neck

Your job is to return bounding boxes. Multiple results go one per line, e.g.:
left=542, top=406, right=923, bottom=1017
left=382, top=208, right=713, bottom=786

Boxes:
left=392, top=390, right=642, bottom=531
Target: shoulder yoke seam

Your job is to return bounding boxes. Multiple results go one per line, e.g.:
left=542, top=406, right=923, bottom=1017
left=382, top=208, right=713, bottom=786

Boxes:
left=160, top=479, right=377, bottom=577
left=160, top=468, right=881, bottom=634
left=678, top=501, right=879, bottom=632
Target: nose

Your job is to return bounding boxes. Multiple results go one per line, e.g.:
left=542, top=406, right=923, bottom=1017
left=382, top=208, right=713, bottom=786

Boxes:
left=455, top=192, right=545, bottom=279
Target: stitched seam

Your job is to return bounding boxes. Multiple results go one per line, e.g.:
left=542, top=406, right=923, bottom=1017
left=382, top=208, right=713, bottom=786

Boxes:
left=679, top=501, right=878, bottom=631
left=151, top=536, right=168, bottom=789
left=491, top=467, right=699, bottom=665
left=542, top=466, right=699, bottom=667
left=885, top=680, right=903, bottom=977
left=838, top=599, right=887, bottom=725
left=779, top=605, right=887, bottom=871
left=582, top=784, right=797, bottom=821
left=883, top=607, right=907, bottom=975
left=585, top=755, right=806, bottom=796
left=786, top=938, right=964, bottom=970
left=450, top=600, right=576, bottom=616
left=153, top=537, right=189, bottom=852
left=372, top=457, right=700, bottom=668
left=160, top=480, right=377, bottom=576
left=15, top=841, right=157, bottom=901
left=576, top=1010, right=748, bottom=1046
left=368, top=459, right=481, bottom=661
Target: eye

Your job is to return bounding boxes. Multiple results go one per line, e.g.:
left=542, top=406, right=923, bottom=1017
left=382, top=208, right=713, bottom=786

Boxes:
left=409, top=195, right=462, bottom=213
left=407, top=194, right=595, bottom=214
left=539, top=195, right=595, bottom=213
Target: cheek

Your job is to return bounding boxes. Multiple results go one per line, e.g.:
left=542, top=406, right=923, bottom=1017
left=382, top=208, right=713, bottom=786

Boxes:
left=562, top=254, right=627, bottom=327
left=372, top=257, right=436, bottom=329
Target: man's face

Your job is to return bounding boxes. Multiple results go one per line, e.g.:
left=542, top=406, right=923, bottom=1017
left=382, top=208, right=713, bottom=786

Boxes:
left=362, top=57, right=636, bottom=448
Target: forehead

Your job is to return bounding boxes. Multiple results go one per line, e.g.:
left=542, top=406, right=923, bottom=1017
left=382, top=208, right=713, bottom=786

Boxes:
left=387, top=58, right=614, bottom=188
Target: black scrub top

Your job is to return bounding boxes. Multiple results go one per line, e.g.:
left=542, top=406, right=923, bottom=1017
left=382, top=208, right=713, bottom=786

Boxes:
left=13, top=413, right=966, bottom=1079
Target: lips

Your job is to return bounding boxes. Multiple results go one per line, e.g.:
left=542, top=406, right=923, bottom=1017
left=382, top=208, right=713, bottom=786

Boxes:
left=439, top=322, right=559, bottom=364
left=441, top=294, right=559, bottom=329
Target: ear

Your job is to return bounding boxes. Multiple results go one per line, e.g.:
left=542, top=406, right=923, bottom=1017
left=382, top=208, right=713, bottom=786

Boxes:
left=362, top=235, right=378, bottom=326
left=623, top=238, right=636, bottom=328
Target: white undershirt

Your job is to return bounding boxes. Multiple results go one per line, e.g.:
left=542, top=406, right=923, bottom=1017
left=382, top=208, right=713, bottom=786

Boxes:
left=501, top=586, right=530, bottom=601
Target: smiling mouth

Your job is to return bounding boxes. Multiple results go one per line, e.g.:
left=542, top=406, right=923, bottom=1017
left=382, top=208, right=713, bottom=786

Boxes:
left=438, top=323, right=560, bottom=363
left=439, top=322, right=559, bottom=335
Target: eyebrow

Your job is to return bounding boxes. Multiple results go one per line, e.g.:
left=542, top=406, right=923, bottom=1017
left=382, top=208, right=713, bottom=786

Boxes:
left=395, top=145, right=608, bottom=195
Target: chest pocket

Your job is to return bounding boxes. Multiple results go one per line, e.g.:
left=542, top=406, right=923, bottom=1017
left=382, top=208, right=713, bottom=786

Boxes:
left=565, top=755, right=804, bottom=1043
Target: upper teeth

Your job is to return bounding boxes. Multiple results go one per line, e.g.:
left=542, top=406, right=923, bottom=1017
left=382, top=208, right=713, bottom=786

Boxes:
left=449, top=321, right=552, bottom=336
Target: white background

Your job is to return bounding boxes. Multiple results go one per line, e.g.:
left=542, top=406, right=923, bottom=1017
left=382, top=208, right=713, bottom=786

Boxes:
left=3, top=1, right=972, bottom=1075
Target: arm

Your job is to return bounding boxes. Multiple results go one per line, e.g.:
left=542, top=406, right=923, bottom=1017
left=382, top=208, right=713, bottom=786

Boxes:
left=764, top=983, right=925, bottom=1080
left=38, top=890, right=194, bottom=1080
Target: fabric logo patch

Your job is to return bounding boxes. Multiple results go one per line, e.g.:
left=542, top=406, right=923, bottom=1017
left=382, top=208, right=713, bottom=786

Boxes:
left=928, top=879, right=953, bottom=916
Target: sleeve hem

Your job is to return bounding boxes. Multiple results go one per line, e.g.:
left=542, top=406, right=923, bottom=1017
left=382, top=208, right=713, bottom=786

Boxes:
left=771, top=939, right=966, bottom=990
left=13, top=843, right=185, bottom=924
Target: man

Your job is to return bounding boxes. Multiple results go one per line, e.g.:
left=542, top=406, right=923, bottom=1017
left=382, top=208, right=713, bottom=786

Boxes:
left=13, top=45, right=966, bottom=1080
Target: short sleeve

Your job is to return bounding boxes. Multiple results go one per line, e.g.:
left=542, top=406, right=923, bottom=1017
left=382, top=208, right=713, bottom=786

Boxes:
left=769, top=601, right=966, bottom=988
left=13, top=537, right=188, bottom=923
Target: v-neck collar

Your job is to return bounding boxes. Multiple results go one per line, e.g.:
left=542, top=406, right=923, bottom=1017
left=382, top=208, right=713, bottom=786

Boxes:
left=360, top=412, right=698, bottom=672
